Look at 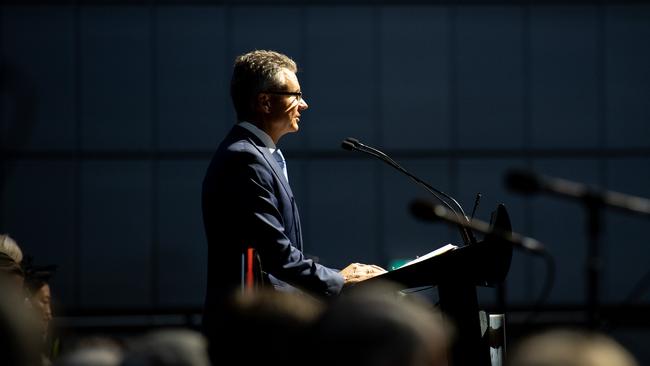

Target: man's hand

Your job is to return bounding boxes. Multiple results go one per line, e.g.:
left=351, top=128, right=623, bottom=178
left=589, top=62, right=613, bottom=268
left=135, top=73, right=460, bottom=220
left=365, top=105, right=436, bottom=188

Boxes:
left=340, top=263, right=387, bottom=285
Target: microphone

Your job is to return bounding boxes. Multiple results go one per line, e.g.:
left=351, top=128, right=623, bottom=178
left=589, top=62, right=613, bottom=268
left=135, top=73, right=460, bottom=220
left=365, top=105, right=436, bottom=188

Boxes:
left=342, top=138, right=400, bottom=170
left=505, top=169, right=650, bottom=217
left=343, top=137, right=469, bottom=218
left=504, top=169, right=543, bottom=195
left=340, top=139, right=357, bottom=152
left=410, top=199, right=545, bottom=254
left=341, top=137, right=477, bottom=246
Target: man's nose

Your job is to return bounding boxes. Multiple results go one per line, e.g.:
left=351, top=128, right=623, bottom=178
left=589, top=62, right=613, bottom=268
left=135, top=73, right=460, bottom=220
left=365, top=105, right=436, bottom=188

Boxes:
left=299, top=98, right=308, bottom=110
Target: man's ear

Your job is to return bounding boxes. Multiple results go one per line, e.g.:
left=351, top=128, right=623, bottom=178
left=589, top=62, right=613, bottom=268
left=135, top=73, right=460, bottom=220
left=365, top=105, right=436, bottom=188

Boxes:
left=257, top=93, right=271, bottom=114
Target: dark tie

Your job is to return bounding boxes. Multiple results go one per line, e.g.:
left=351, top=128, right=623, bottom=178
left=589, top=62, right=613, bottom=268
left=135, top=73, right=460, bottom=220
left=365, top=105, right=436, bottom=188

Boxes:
left=273, top=149, right=288, bottom=182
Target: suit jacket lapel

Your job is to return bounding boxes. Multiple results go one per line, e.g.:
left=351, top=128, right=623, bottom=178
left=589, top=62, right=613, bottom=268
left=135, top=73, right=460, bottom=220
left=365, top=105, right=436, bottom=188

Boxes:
left=229, top=124, right=301, bottom=249
left=232, top=125, right=294, bottom=199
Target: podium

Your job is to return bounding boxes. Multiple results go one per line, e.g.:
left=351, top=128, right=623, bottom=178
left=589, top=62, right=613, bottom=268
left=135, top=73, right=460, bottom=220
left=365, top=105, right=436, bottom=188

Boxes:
left=363, top=204, right=513, bottom=366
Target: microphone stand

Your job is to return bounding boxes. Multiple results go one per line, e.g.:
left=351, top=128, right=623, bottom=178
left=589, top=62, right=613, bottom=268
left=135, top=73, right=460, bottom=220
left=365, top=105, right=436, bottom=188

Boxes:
left=585, top=194, right=602, bottom=329
left=503, top=169, right=650, bottom=328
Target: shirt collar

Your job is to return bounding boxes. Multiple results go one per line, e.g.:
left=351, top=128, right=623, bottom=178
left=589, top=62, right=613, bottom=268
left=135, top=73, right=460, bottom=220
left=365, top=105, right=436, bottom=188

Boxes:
left=238, top=121, right=277, bottom=151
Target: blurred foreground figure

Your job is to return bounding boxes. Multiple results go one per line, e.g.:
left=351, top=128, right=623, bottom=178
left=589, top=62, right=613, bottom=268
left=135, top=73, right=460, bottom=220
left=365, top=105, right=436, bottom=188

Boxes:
left=508, top=328, right=638, bottom=366
left=121, top=329, right=210, bottom=366
left=216, top=288, right=324, bottom=366
left=24, top=258, right=58, bottom=364
left=311, top=281, right=451, bottom=366
left=0, top=250, right=25, bottom=289
left=0, top=233, right=23, bottom=264
left=54, top=337, right=123, bottom=366
left=0, top=253, right=42, bottom=366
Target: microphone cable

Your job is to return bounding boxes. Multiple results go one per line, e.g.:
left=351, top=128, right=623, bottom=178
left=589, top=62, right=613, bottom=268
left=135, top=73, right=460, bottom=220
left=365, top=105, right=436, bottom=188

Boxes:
left=520, top=249, right=556, bottom=327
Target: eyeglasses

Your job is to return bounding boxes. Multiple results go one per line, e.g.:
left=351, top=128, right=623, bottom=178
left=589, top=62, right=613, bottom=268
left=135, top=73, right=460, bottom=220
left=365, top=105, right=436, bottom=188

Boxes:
left=264, top=90, right=303, bottom=102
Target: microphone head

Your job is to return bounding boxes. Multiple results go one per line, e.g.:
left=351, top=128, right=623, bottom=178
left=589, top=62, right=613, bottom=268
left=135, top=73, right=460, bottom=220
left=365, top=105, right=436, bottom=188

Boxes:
left=343, top=137, right=360, bottom=146
left=504, top=169, right=542, bottom=195
left=341, top=140, right=356, bottom=151
left=409, top=199, right=441, bottom=222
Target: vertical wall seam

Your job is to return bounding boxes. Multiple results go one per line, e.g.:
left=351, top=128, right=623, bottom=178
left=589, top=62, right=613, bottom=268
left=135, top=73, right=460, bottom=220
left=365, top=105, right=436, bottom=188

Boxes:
left=598, top=3, right=607, bottom=176
left=523, top=4, right=532, bottom=151
left=374, top=5, right=387, bottom=265
left=449, top=4, right=457, bottom=151
left=223, top=3, right=232, bottom=132
left=448, top=4, right=459, bottom=245
left=150, top=1, right=160, bottom=308
left=0, top=5, right=5, bottom=229
left=299, top=5, right=309, bottom=150
left=73, top=2, right=82, bottom=307
left=597, top=2, right=608, bottom=298
left=299, top=5, right=311, bottom=249
left=522, top=2, right=535, bottom=303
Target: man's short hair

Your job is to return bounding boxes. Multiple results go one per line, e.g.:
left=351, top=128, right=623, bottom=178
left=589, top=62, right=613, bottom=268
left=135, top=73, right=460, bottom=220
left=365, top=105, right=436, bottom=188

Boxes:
left=0, top=234, right=23, bottom=264
left=230, top=50, right=298, bottom=122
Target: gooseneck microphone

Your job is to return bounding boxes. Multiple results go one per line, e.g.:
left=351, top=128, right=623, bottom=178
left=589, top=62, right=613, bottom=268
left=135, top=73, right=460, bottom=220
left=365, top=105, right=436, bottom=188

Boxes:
left=505, top=168, right=650, bottom=216
left=341, top=137, right=477, bottom=246
left=410, top=199, right=545, bottom=254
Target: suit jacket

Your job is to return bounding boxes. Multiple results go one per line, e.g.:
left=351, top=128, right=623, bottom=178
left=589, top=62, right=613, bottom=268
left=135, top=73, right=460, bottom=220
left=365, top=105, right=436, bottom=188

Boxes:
left=201, top=124, right=344, bottom=326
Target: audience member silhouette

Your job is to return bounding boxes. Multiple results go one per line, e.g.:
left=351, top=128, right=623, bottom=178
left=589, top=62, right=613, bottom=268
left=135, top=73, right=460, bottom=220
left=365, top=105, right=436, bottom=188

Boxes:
left=311, top=281, right=451, bottom=366
left=120, top=329, right=210, bottom=366
left=54, top=336, right=124, bottom=366
left=0, top=233, right=23, bottom=264
left=24, top=257, right=59, bottom=364
left=508, top=328, right=638, bottom=366
left=0, top=254, right=42, bottom=366
left=215, top=288, right=325, bottom=366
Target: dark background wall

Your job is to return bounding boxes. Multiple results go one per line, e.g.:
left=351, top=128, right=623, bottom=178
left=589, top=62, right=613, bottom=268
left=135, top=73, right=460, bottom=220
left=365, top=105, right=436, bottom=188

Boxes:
left=1, top=1, right=649, bottom=361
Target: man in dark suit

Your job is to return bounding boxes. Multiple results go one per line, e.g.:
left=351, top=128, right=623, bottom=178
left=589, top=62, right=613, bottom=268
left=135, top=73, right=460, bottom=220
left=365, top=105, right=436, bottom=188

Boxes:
left=202, top=50, right=385, bottom=342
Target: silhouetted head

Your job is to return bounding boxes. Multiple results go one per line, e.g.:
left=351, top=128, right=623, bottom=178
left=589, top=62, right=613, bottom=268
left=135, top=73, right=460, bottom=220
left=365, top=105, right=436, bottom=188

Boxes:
left=312, top=281, right=451, bottom=366
left=508, top=328, right=638, bottom=366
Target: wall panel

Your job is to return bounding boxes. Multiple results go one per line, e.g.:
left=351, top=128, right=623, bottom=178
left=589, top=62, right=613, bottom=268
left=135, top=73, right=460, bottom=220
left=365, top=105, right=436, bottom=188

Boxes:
left=1, top=6, right=75, bottom=151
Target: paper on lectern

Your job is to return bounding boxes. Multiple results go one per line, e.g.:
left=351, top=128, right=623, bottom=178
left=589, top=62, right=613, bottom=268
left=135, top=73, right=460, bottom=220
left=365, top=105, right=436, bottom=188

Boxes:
left=400, top=243, right=458, bottom=268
